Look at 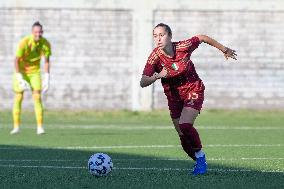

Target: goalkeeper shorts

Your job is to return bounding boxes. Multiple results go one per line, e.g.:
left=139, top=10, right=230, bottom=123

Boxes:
left=13, top=72, right=42, bottom=92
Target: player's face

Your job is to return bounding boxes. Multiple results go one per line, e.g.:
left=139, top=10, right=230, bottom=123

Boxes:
left=153, top=26, right=172, bottom=49
left=32, top=26, right=43, bottom=41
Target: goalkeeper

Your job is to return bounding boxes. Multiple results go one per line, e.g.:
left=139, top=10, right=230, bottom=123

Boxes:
left=10, top=21, right=51, bottom=135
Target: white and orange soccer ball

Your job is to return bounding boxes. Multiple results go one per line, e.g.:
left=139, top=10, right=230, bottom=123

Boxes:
left=88, top=153, right=113, bottom=176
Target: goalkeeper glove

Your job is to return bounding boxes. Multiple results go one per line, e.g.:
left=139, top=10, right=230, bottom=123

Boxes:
left=15, top=73, right=30, bottom=91
left=42, top=73, right=50, bottom=93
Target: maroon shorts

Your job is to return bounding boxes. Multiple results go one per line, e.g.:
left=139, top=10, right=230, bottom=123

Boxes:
left=167, top=80, right=205, bottom=119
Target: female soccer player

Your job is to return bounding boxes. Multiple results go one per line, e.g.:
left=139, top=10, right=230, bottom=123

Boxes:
left=10, top=21, right=51, bottom=135
left=140, top=23, right=237, bottom=175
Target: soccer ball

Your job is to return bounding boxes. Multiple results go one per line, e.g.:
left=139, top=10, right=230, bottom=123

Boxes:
left=88, top=153, right=113, bottom=176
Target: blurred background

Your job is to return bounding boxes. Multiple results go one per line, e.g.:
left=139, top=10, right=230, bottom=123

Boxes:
left=0, top=0, right=283, bottom=111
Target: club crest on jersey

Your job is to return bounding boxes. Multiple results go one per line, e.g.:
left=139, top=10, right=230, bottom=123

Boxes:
left=171, top=63, right=179, bottom=71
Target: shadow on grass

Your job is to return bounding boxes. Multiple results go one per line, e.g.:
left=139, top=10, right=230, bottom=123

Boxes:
left=0, top=145, right=282, bottom=189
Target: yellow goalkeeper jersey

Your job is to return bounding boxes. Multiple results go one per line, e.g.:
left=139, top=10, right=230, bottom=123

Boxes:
left=16, top=35, right=51, bottom=74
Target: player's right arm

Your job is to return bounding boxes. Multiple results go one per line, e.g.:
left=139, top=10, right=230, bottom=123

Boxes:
left=140, top=50, right=167, bottom=88
left=140, top=68, right=167, bottom=88
left=15, top=38, right=27, bottom=73
left=14, top=38, right=30, bottom=91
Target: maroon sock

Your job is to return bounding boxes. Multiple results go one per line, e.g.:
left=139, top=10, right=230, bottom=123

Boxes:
left=179, top=135, right=196, bottom=161
left=179, top=123, right=202, bottom=151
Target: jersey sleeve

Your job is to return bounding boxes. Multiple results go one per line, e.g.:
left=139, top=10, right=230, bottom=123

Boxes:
left=178, top=36, right=200, bottom=53
left=188, top=36, right=200, bottom=52
left=142, top=50, right=159, bottom=77
left=15, top=39, right=26, bottom=58
left=42, top=40, right=52, bottom=57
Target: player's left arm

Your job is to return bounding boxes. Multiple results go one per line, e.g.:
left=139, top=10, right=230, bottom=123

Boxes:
left=42, top=40, right=52, bottom=93
left=44, top=56, right=50, bottom=73
left=196, top=35, right=237, bottom=60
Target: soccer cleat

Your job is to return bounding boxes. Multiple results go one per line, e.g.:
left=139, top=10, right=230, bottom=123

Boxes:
left=192, top=155, right=207, bottom=175
left=10, top=127, right=20, bottom=135
left=37, top=127, right=45, bottom=135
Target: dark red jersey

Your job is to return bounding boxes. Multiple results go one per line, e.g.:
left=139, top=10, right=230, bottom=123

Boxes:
left=143, top=36, right=203, bottom=101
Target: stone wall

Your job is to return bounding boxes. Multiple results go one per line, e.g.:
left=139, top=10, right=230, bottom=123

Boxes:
left=0, top=0, right=283, bottom=110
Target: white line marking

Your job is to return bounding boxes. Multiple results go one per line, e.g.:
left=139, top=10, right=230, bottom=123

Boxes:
left=61, top=125, right=282, bottom=130
left=0, top=164, right=282, bottom=173
left=199, top=126, right=284, bottom=130
left=115, top=157, right=284, bottom=161
left=0, top=164, right=84, bottom=169
left=115, top=167, right=284, bottom=173
left=0, top=144, right=282, bottom=150
left=205, top=144, right=284, bottom=147
left=209, top=157, right=284, bottom=161
left=1, top=124, right=284, bottom=130
left=58, top=144, right=284, bottom=149
left=0, top=159, right=83, bottom=162
left=59, top=145, right=179, bottom=149
left=0, top=157, right=283, bottom=162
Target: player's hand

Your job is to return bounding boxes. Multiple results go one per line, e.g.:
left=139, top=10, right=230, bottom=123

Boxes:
left=16, top=73, right=30, bottom=91
left=42, top=73, right=50, bottom=93
left=223, top=47, right=237, bottom=60
left=156, top=67, right=168, bottom=79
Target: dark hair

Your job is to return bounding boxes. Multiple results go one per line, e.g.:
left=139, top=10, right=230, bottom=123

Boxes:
left=154, top=23, right=172, bottom=36
left=32, top=21, right=43, bottom=29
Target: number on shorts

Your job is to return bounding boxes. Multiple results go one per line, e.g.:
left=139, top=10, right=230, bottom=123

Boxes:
left=187, top=92, right=198, bottom=105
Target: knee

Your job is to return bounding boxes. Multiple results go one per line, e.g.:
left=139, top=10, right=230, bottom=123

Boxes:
left=15, top=93, right=23, bottom=102
left=179, top=117, right=194, bottom=125
left=32, top=93, right=41, bottom=101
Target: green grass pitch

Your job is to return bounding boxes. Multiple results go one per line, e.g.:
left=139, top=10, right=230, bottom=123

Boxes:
left=0, top=110, right=283, bottom=188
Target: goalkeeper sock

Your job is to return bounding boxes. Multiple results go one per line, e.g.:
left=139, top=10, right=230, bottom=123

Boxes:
left=179, top=123, right=202, bottom=152
left=13, top=93, right=23, bottom=128
left=32, top=93, right=43, bottom=128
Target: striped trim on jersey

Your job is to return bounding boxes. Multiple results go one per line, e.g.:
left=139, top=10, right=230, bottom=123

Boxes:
left=176, top=40, right=193, bottom=51
left=147, top=49, right=160, bottom=65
